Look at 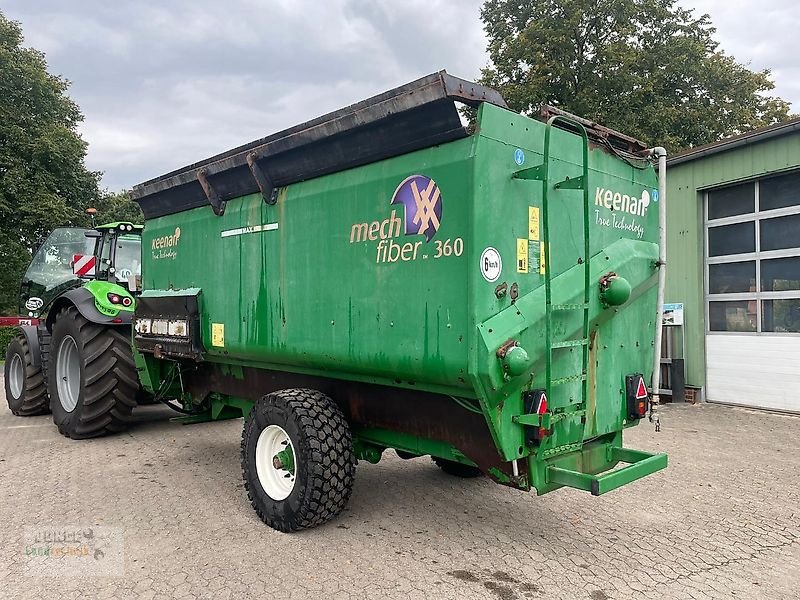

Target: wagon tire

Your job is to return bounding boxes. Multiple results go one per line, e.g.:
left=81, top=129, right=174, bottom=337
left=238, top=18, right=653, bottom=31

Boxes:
left=48, top=306, right=138, bottom=439
left=241, top=388, right=356, bottom=532
left=432, top=457, right=483, bottom=478
left=4, top=333, right=49, bottom=416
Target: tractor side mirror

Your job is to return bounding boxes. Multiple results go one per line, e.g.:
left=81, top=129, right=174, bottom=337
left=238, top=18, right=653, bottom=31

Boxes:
left=84, top=230, right=102, bottom=239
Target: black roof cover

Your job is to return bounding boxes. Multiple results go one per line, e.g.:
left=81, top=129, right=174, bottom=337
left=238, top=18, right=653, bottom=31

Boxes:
left=131, top=71, right=507, bottom=219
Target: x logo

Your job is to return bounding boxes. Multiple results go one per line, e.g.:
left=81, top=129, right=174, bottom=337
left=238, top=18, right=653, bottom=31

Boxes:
left=410, top=179, right=441, bottom=237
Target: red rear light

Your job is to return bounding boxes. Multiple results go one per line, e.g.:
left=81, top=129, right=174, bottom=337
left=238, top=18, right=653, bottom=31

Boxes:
left=523, top=389, right=550, bottom=444
left=122, top=297, right=132, bottom=307
left=626, top=374, right=650, bottom=420
left=107, top=293, right=121, bottom=304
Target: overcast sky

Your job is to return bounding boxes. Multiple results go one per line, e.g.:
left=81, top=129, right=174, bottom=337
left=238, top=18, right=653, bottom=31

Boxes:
left=3, top=0, right=799, bottom=192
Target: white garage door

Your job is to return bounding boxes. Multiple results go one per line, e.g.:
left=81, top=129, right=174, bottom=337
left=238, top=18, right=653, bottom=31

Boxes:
left=706, top=335, right=800, bottom=412
left=704, top=172, right=800, bottom=412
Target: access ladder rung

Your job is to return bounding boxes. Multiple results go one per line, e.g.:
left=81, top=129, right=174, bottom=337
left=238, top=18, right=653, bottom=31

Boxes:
left=551, top=339, right=588, bottom=349
left=551, top=373, right=587, bottom=386
left=551, top=303, right=589, bottom=311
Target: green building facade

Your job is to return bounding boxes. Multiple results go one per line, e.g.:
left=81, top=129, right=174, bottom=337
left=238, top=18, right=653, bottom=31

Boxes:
left=666, top=118, right=800, bottom=412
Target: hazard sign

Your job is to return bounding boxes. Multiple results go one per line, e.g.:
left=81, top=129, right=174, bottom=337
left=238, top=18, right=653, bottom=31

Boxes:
left=72, top=254, right=96, bottom=277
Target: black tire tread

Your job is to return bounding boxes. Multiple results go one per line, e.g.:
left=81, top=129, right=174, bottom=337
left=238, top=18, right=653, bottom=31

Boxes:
left=4, top=333, right=49, bottom=416
left=241, top=388, right=356, bottom=532
left=50, top=307, right=137, bottom=439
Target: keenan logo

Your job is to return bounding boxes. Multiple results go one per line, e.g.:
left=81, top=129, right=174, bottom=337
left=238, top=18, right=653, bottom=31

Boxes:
left=151, top=227, right=181, bottom=260
left=390, top=175, right=442, bottom=242
left=151, top=227, right=181, bottom=250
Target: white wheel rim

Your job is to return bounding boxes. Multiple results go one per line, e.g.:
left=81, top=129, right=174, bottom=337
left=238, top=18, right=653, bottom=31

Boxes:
left=255, top=425, right=296, bottom=501
left=56, top=335, right=81, bottom=413
left=9, top=353, right=24, bottom=399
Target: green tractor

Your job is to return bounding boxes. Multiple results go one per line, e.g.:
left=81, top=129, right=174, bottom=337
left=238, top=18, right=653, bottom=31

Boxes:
left=3, top=222, right=143, bottom=438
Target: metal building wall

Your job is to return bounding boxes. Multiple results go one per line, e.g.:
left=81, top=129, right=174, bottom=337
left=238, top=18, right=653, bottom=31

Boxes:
left=666, top=133, right=800, bottom=389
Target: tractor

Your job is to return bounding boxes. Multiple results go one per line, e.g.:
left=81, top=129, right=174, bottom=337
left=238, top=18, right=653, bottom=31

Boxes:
left=3, top=222, right=143, bottom=438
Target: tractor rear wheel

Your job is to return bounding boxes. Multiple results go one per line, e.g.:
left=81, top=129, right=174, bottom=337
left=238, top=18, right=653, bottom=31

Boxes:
left=48, top=306, right=138, bottom=439
left=432, top=457, right=483, bottom=478
left=241, top=388, right=356, bottom=532
left=4, top=333, right=49, bottom=416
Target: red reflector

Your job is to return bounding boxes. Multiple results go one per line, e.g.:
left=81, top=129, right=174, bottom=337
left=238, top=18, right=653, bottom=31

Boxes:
left=635, top=377, right=648, bottom=400
left=536, top=393, right=548, bottom=415
left=638, top=401, right=645, bottom=414
left=111, top=318, right=122, bottom=323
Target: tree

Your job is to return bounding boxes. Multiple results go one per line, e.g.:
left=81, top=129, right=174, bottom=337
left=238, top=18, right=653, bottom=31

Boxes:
left=480, top=0, right=792, bottom=151
left=0, top=11, right=134, bottom=315
left=80, top=190, right=143, bottom=227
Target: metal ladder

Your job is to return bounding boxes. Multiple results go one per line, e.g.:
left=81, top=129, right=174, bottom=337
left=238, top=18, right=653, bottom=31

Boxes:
left=514, top=116, right=591, bottom=416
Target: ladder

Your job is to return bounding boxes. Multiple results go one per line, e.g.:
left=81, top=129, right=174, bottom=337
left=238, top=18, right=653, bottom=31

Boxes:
left=514, top=116, right=591, bottom=420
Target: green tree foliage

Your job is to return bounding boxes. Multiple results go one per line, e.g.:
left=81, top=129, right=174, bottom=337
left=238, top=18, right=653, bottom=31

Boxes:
left=480, top=0, right=792, bottom=151
left=0, top=12, right=142, bottom=315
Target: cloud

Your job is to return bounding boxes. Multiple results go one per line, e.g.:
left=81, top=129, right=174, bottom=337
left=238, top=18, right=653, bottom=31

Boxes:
left=3, top=0, right=798, bottom=191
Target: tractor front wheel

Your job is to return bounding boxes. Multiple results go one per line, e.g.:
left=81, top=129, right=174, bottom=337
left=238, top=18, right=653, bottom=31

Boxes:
left=4, top=334, right=49, bottom=416
left=241, top=388, right=356, bottom=532
left=48, top=307, right=138, bottom=439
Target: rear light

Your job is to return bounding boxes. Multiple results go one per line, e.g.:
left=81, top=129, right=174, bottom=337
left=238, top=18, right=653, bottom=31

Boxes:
left=122, top=296, right=132, bottom=307
left=523, top=389, right=550, bottom=444
left=625, top=374, right=649, bottom=420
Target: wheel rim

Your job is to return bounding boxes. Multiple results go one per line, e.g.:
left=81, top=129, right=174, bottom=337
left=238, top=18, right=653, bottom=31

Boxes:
left=255, top=425, right=296, bottom=501
left=8, top=354, right=24, bottom=400
left=56, top=335, right=81, bottom=413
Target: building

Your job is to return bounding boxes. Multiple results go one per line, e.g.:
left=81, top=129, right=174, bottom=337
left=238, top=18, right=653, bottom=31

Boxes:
left=666, top=118, right=800, bottom=413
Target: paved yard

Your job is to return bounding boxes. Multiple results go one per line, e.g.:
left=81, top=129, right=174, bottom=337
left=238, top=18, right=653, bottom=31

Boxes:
left=1, top=378, right=798, bottom=599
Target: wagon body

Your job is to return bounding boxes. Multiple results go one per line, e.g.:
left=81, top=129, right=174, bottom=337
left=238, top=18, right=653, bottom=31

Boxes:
left=131, top=72, right=666, bottom=501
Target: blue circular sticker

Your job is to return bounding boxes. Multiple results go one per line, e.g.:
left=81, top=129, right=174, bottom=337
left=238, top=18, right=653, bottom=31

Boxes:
left=652, top=189, right=659, bottom=202
left=514, top=148, right=525, bottom=166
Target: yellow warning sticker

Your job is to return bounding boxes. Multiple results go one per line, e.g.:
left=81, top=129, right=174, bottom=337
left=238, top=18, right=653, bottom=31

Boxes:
left=528, top=206, right=540, bottom=241
left=540, top=242, right=547, bottom=275
left=517, top=238, right=529, bottom=273
left=211, top=323, right=225, bottom=347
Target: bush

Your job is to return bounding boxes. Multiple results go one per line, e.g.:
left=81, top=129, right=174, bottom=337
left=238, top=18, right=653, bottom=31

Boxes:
left=0, top=326, right=17, bottom=360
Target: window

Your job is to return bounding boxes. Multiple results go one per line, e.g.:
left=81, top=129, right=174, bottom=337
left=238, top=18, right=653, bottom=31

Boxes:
left=705, top=173, right=800, bottom=334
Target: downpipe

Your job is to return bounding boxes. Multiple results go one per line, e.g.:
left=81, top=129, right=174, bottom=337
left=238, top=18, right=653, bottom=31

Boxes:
left=649, top=147, right=667, bottom=432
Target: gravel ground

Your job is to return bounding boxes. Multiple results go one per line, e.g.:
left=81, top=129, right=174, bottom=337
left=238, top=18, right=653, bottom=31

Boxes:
left=1, top=378, right=798, bottom=599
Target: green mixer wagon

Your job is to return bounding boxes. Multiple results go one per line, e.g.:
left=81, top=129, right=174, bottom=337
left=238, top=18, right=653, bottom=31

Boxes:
left=130, top=71, right=668, bottom=531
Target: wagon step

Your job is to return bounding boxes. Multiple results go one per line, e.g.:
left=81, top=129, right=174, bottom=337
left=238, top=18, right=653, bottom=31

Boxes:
left=547, top=447, right=668, bottom=496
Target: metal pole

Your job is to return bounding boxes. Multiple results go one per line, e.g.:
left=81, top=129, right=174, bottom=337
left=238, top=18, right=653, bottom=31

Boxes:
left=649, top=147, right=667, bottom=432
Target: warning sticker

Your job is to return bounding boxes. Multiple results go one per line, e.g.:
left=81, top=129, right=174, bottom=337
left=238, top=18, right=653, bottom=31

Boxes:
left=539, top=242, right=547, bottom=275
left=516, top=238, right=529, bottom=273
left=528, top=207, right=540, bottom=241
left=211, top=323, right=225, bottom=347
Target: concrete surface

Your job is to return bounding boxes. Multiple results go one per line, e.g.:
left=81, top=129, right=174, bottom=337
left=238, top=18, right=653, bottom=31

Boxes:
left=1, top=378, right=798, bottom=599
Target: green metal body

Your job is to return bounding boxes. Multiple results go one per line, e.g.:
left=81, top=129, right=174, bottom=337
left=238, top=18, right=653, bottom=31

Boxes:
left=136, top=103, right=666, bottom=494
left=82, top=279, right=135, bottom=318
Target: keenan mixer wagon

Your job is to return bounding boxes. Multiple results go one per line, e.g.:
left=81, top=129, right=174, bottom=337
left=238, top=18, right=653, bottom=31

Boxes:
left=130, top=72, right=667, bottom=531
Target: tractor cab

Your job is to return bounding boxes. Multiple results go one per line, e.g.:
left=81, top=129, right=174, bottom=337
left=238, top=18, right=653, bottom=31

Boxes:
left=18, top=222, right=143, bottom=318
left=88, top=222, right=144, bottom=290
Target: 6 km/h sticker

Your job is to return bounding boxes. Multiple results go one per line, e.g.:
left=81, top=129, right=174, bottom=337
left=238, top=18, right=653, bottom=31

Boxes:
left=480, top=247, right=502, bottom=282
